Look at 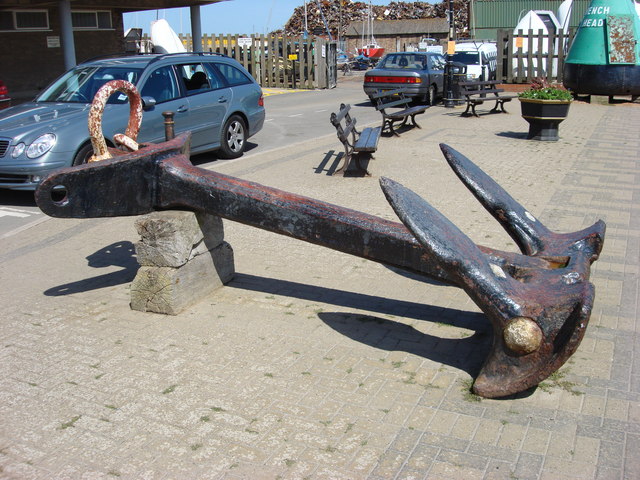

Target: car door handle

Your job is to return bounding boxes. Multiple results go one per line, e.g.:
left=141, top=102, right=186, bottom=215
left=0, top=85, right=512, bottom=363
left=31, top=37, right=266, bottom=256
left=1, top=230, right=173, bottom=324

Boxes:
left=218, top=96, right=228, bottom=103
left=176, top=105, right=188, bottom=113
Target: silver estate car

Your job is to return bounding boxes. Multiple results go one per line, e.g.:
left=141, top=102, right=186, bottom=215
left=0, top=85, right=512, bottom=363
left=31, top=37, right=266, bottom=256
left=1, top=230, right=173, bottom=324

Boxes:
left=363, top=51, right=446, bottom=105
left=0, top=52, right=265, bottom=190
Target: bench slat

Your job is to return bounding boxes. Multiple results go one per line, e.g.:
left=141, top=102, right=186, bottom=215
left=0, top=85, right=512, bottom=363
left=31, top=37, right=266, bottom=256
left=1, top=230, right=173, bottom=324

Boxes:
left=459, top=80, right=499, bottom=87
left=377, top=97, right=411, bottom=110
left=354, top=127, right=381, bottom=152
left=331, top=103, right=351, bottom=124
left=462, top=88, right=503, bottom=95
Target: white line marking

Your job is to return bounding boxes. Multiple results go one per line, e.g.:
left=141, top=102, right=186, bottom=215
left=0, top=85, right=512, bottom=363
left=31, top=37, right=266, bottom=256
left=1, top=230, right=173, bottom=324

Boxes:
left=0, top=207, right=37, bottom=218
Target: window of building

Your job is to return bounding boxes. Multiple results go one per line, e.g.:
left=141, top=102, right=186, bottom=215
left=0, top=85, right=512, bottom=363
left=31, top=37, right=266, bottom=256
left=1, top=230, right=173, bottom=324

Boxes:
left=0, top=10, right=49, bottom=31
left=72, top=11, right=112, bottom=30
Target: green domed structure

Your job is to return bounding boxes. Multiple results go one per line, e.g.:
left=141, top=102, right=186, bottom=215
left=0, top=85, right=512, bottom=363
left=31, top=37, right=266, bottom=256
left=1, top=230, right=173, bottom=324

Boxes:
left=563, top=0, right=640, bottom=96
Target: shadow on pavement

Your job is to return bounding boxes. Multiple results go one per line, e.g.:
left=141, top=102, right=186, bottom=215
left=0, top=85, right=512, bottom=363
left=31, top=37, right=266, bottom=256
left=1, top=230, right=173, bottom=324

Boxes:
left=44, top=241, right=138, bottom=296
left=0, top=189, right=37, bottom=207
left=189, top=141, right=259, bottom=165
left=319, top=311, right=490, bottom=378
left=316, top=150, right=371, bottom=177
left=228, top=273, right=493, bottom=377
left=496, top=131, right=529, bottom=139
left=229, top=272, right=487, bottom=330
left=315, top=150, right=341, bottom=175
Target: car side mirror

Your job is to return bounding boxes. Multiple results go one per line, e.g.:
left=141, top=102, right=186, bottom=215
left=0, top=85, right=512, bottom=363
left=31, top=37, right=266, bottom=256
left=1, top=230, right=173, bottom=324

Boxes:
left=141, top=96, right=156, bottom=110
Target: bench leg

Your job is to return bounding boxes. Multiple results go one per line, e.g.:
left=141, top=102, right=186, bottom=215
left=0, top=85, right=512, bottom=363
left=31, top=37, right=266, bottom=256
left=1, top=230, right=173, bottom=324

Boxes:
left=352, top=152, right=372, bottom=176
left=490, top=100, right=509, bottom=114
left=334, top=147, right=352, bottom=176
left=383, top=119, right=400, bottom=137
left=462, top=102, right=474, bottom=117
left=410, top=114, right=422, bottom=129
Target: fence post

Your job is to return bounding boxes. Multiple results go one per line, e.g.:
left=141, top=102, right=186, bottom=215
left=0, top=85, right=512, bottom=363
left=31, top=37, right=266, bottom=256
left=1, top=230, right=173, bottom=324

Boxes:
left=259, top=34, right=266, bottom=86
left=535, top=32, right=544, bottom=78
left=306, top=38, right=314, bottom=89
left=315, top=37, right=327, bottom=89
left=496, top=29, right=505, bottom=83
left=234, top=34, right=240, bottom=62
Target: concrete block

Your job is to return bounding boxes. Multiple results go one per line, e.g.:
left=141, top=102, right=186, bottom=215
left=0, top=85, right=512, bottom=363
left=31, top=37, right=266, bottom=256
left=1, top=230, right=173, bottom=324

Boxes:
left=130, top=241, right=235, bottom=315
left=134, top=211, right=224, bottom=267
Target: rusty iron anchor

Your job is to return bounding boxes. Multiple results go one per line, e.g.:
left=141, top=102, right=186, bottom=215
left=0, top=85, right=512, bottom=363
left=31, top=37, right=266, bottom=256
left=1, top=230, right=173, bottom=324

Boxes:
left=33, top=82, right=605, bottom=398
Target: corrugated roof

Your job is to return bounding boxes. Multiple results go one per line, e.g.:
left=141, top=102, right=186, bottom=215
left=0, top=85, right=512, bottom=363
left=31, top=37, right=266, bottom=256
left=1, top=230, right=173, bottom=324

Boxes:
left=345, top=18, right=450, bottom=37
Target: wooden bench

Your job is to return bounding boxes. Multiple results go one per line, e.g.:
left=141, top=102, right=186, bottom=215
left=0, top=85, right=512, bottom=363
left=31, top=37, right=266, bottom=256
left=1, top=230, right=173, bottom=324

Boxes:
left=459, top=80, right=518, bottom=117
left=372, top=88, right=429, bottom=136
left=330, top=103, right=381, bottom=176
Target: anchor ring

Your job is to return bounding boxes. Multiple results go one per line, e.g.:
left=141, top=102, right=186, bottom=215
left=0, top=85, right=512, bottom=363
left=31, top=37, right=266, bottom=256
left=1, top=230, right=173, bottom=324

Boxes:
left=88, top=80, right=143, bottom=162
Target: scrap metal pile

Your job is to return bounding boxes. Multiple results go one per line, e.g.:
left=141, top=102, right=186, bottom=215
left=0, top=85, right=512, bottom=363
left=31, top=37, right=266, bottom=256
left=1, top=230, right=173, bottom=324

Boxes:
left=281, top=1, right=469, bottom=38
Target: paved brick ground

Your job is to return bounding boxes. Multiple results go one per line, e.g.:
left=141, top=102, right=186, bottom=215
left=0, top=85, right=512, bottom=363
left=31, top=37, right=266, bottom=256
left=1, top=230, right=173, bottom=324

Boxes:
left=0, top=96, right=638, bottom=480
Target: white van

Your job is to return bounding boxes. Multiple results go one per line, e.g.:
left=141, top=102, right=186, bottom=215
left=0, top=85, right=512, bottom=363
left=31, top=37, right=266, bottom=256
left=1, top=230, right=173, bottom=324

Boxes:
left=449, top=42, right=498, bottom=81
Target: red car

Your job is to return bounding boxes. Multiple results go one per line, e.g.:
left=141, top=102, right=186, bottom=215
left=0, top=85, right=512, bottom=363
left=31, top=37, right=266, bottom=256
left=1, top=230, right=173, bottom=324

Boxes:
left=0, top=80, right=10, bottom=110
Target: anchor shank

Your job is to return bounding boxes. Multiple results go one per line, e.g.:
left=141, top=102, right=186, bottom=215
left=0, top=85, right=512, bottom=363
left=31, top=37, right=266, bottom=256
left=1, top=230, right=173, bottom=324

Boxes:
left=157, top=155, right=455, bottom=284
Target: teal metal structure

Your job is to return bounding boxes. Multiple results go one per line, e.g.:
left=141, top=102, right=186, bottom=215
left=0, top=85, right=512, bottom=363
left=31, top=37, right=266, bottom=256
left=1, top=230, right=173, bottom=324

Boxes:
left=563, top=0, right=640, bottom=95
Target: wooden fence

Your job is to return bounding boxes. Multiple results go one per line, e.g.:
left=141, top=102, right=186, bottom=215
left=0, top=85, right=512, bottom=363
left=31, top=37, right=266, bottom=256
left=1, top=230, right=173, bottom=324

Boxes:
left=143, top=33, right=334, bottom=89
left=496, top=29, right=575, bottom=84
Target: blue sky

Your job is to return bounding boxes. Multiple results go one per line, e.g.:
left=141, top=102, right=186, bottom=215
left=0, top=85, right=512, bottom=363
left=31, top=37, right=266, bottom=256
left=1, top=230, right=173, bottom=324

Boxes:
left=123, top=0, right=397, bottom=36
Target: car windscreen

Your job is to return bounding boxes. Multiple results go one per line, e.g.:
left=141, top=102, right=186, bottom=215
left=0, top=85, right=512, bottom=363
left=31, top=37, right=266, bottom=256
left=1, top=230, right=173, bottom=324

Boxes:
left=378, top=54, right=428, bottom=70
left=37, top=66, right=142, bottom=104
left=450, top=52, right=480, bottom=65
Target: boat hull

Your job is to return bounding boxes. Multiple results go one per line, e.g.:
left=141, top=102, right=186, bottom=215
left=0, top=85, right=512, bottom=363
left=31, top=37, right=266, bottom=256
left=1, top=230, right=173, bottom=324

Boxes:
left=358, top=47, right=385, bottom=59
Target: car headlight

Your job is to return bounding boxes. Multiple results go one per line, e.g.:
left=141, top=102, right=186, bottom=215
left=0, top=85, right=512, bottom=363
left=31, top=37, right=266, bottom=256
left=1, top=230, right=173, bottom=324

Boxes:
left=26, top=134, right=56, bottom=159
left=12, top=143, right=25, bottom=158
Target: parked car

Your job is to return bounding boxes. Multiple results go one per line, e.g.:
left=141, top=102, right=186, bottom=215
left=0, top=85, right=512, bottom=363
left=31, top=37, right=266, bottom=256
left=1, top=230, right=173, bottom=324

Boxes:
left=0, top=52, right=265, bottom=191
left=363, top=51, right=446, bottom=105
left=0, top=80, right=10, bottom=110
left=448, top=42, right=498, bottom=81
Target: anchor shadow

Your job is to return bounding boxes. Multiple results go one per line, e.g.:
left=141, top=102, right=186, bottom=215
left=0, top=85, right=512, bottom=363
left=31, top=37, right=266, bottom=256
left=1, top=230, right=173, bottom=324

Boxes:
left=319, top=312, right=490, bottom=377
left=230, top=273, right=491, bottom=376
left=44, top=241, right=138, bottom=296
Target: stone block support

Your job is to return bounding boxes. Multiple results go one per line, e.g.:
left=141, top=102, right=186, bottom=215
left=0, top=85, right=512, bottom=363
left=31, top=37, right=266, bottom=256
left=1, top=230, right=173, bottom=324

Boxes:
left=130, top=211, right=234, bottom=315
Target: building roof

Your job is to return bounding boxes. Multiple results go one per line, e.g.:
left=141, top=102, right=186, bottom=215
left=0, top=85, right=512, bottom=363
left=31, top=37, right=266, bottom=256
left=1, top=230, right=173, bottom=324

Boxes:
left=345, top=18, right=450, bottom=37
left=1, top=1, right=227, bottom=14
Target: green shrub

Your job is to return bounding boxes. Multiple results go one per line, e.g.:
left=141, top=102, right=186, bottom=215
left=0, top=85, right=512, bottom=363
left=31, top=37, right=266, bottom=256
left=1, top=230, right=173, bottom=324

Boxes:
left=518, top=77, right=573, bottom=101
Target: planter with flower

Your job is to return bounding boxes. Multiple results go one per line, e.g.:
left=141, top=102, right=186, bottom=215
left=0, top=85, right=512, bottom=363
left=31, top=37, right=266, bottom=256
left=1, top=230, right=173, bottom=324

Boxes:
left=519, top=78, right=573, bottom=141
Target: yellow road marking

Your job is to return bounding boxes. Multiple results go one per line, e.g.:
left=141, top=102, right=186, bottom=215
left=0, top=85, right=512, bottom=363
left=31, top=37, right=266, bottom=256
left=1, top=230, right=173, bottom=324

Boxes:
left=262, top=88, right=309, bottom=96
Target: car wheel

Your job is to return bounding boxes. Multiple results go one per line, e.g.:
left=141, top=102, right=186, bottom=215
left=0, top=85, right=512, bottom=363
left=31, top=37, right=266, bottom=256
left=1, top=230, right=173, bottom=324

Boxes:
left=219, top=114, right=246, bottom=159
left=72, top=143, right=94, bottom=166
left=427, top=85, right=436, bottom=106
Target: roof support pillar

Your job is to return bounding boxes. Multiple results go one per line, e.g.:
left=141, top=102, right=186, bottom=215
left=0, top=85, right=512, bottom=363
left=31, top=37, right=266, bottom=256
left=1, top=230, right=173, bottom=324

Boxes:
left=190, top=5, right=202, bottom=52
left=59, top=0, right=76, bottom=70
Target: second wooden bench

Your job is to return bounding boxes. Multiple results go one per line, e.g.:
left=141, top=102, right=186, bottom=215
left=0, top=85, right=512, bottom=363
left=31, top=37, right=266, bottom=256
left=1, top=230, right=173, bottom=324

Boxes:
left=459, top=80, right=518, bottom=117
left=372, top=88, right=429, bottom=136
